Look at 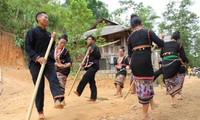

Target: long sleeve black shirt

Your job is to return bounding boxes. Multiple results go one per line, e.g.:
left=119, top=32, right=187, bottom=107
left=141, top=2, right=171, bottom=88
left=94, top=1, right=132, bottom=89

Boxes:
left=25, top=26, right=55, bottom=65
left=160, top=41, right=189, bottom=63
left=84, top=44, right=101, bottom=70
left=128, top=29, right=164, bottom=57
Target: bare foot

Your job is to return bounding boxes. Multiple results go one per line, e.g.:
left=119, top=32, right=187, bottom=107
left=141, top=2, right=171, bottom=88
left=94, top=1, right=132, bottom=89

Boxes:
left=38, top=113, right=45, bottom=120
left=54, top=99, right=64, bottom=109
left=171, top=98, right=177, bottom=107
left=113, top=93, right=118, bottom=96
left=61, top=100, right=66, bottom=106
left=171, top=96, right=177, bottom=107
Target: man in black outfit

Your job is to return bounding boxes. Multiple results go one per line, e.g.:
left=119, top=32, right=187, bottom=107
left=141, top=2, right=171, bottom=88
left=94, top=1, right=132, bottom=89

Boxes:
left=74, top=35, right=101, bottom=101
left=25, top=12, right=64, bottom=119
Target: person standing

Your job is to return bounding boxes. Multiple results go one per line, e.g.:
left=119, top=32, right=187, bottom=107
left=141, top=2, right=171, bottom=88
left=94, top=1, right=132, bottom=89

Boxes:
left=52, top=33, right=72, bottom=106
left=74, top=35, right=101, bottom=101
left=113, top=46, right=130, bottom=97
left=25, top=12, right=65, bottom=119
left=128, top=14, right=164, bottom=120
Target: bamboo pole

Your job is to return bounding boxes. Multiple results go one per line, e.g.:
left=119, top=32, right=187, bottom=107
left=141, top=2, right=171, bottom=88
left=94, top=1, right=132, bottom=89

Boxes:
left=124, top=80, right=135, bottom=100
left=26, top=36, right=55, bottom=120
left=68, top=49, right=90, bottom=96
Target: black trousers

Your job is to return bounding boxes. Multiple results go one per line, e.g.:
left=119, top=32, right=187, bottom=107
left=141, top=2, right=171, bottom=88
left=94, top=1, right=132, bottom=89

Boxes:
left=154, top=67, right=163, bottom=82
left=76, top=67, right=98, bottom=99
left=154, top=67, right=165, bottom=84
left=29, top=61, right=63, bottom=113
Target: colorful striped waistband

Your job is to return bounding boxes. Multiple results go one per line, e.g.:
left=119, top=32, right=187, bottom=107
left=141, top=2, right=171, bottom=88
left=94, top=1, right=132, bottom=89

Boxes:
left=132, top=76, right=154, bottom=80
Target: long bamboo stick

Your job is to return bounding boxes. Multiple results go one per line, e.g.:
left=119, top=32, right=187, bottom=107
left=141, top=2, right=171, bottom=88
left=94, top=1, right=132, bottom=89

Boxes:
left=67, top=49, right=90, bottom=96
left=26, top=36, right=55, bottom=120
left=124, top=80, right=135, bottom=100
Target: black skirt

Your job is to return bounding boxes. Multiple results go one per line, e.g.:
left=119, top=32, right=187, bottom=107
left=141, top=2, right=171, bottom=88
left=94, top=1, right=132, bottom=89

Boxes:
left=130, top=50, right=154, bottom=77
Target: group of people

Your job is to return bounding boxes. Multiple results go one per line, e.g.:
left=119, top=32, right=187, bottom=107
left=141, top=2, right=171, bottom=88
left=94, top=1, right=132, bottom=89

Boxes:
left=110, top=14, right=188, bottom=120
left=25, top=12, right=188, bottom=120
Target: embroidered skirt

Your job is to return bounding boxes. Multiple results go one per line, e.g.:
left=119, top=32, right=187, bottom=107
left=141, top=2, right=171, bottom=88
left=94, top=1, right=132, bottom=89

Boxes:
left=134, top=76, right=154, bottom=104
left=165, top=74, right=183, bottom=97
left=177, top=73, right=186, bottom=86
left=57, top=73, right=67, bottom=93
left=176, top=73, right=186, bottom=93
left=114, top=74, right=126, bottom=88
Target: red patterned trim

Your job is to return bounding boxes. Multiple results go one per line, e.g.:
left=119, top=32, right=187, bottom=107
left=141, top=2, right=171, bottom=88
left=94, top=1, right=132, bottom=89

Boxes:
left=133, top=75, right=154, bottom=80
left=54, top=95, right=64, bottom=98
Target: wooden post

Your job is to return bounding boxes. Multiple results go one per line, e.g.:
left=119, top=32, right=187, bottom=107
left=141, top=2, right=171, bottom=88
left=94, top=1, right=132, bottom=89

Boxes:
left=26, top=36, right=55, bottom=120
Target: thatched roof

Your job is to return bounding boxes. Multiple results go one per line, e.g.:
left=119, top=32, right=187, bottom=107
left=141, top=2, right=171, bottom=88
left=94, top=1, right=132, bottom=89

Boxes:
left=83, top=25, right=130, bottom=38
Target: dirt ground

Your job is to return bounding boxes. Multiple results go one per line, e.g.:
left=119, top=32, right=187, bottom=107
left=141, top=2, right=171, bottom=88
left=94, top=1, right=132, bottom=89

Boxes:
left=0, top=31, right=25, bottom=67
left=0, top=66, right=200, bottom=120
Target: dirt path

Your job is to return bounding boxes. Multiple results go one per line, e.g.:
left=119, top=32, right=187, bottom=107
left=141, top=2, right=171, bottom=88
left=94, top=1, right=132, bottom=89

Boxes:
left=0, top=67, right=200, bottom=120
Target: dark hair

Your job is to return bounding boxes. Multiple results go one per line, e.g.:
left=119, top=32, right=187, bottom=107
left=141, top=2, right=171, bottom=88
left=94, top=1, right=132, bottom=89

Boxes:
left=59, top=33, right=68, bottom=41
left=86, top=35, right=96, bottom=41
left=35, top=12, right=47, bottom=23
left=171, top=31, right=180, bottom=40
left=130, top=14, right=142, bottom=28
left=119, top=46, right=125, bottom=52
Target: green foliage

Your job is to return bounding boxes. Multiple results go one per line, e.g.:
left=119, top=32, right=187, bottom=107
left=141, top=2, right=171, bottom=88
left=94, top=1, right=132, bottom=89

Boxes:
left=86, top=0, right=109, bottom=19
left=62, top=0, right=95, bottom=61
left=15, top=35, right=25, bottom=48
left=110, top=0, right=159, bottom=29
left=65, top=0, right=109, bottom=19
left=188, top=33, right=200, bottom=67
left=93, top=22, right=106, bottom=46
left=0, top=0, right=108, bottom=71
left=158, top=0, right=200, bottom=67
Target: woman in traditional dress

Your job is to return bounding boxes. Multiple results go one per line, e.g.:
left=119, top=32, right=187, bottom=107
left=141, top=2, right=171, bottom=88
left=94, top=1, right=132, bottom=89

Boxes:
left=114, top=46, right=130, bottom=97
left=161, top=31, right=188, bottom=106
left=128, top=14, right=164, bottom=120
left=53, top=33, right=72, bottom=105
